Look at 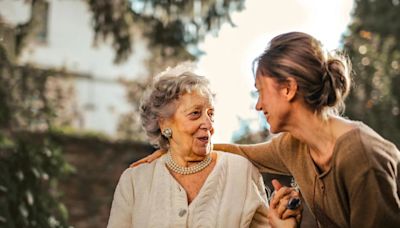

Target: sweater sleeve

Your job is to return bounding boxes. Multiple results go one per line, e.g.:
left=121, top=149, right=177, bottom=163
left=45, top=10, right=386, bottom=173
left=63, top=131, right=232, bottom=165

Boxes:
left=349, top=168, right=400, bottom=227
left=215, top=133, right=291, bottom=174
left=107, top=168, right=135, bottom=228
left=345, top=129, right=400, bottom=227
left=248, top=166, right=270, bottom=228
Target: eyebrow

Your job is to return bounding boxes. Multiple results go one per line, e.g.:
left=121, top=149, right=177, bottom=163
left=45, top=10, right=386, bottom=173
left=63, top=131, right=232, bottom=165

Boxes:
left=183, top=105, right=201, bottom=112
left=183, top=104, right=215, bottom=112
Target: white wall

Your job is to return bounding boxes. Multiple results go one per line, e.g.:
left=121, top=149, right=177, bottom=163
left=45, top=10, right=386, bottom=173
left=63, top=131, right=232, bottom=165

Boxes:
left=0, top=0, right=151, bottom=136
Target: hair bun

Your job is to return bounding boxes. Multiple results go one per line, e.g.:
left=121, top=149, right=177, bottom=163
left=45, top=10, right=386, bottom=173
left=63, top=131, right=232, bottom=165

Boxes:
left=319, top=57, right=351, bottom=110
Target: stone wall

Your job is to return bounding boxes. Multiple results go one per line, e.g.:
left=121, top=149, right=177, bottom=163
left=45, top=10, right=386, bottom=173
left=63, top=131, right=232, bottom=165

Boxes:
left=53, top=134, right=153, bottom=228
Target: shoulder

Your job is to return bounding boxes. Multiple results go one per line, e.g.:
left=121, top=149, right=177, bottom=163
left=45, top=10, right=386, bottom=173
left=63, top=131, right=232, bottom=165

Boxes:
left=358, top=123, right=399, bottom=167
left=215, top=150, right=253, bottom=166
left=214, top=151, right=262, bottom=180
left=335, top=122, right=399, bottom=174
left=342, top=122, right=398, bottom=160
left=269, top=132, right=297, bottom=145
left=270, top=132, right=303, bottom=154
left=356, top=122, right=398, bottom=151
left=270, top=132, right=304, bottom=163
left=130, top=156, right=161, bottom=172
left=118, top=156, right=164, bottom=185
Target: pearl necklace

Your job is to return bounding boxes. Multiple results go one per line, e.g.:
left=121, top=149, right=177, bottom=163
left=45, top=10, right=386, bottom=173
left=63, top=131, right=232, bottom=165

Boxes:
left=165, top=152, right=212, bottom=175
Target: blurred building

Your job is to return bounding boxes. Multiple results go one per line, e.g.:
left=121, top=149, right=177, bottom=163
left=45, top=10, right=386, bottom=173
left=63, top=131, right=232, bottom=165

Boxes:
left=0, top=0, right=150, bottom=137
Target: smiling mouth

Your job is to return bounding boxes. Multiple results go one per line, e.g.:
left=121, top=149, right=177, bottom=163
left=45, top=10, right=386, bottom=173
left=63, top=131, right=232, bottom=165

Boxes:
left=197, top=136, right=209, bottom=143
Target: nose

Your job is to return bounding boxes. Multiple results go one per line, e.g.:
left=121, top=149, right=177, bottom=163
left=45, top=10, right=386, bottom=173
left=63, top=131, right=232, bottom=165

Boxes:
left=201, top=114, right=214, bottom=132
left=255, top=97, right=262, bottom=111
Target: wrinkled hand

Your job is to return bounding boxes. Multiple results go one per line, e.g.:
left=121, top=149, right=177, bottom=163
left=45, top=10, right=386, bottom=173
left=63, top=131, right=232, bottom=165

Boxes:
left=269, top=179, right=302, bottom=225
left=129, top=149, right=166, bottom=167
left=268, top=205, right=297, bottom=228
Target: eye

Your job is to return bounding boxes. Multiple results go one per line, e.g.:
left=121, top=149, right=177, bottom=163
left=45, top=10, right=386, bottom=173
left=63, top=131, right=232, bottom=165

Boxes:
left=189, top=111, right=201, bottom=118
left=208, top=110, right=215, bottom=122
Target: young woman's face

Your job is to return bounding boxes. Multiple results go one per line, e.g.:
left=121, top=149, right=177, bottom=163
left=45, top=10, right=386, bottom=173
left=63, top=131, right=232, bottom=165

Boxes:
left=163, top=90, right=215, bottom=158
left=255, top=74, right=291, bottom=133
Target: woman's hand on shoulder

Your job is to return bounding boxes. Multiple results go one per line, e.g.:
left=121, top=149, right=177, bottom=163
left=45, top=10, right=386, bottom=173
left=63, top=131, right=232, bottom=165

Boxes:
left=129, top=149, right=166, bottom=167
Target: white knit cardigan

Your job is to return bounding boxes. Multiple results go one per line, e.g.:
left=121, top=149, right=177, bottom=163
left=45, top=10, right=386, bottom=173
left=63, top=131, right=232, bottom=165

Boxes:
left=107, top=151, right=270, bottom=228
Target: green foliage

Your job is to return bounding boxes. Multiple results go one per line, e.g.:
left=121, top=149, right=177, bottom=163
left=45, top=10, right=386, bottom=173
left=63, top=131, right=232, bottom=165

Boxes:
left=0, top=133, right=72, bottom=228
left=0, top=45, right=52, bottom=131
left=88, top=0, right=245, bottom=63
left=50, top=126, right=110, bottom=141
left=343, top=0, right=400, bottom=147
left=352, top=0, right=400, bottom=42
left=1, top=31, right=72, bottom=227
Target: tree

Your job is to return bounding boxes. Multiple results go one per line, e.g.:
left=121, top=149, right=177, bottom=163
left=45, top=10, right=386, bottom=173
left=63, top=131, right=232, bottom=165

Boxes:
left=0, top=42, right=72, bottom=228
left=343, top=0, right=400, bottom=147
left=88, top=0, right=245, bottom=63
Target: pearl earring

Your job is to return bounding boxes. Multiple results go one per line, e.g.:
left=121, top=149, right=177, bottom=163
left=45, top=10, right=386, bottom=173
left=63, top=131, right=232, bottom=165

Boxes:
left=162, top=128, right=172, bottom=138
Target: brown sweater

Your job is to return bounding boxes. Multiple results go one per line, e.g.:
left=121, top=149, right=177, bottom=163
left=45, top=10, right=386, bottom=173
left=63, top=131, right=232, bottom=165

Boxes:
left=226, top=122, right=400, bottom=228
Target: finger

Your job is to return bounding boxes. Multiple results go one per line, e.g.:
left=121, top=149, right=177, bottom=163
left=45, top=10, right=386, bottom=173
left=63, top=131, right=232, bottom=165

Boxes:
left=129, top=150, right=167, bottom=168
left=277, top=198, right=289, bottom=217
left=296, top=213, right=302, bottom=224
left=267, top=206, right=279, bottom=228
left=289, top=188, right=300, bottom=196
left=282, top=197, right=303, bottom=220
left=287, top=197, right=302, bottom=210
left=271, top=185, right=301, bottom=209
left=130, top=158, right=148, bottom=167
left=277, top=196, right=301, bottom=218
left=130, top=159, right=145, bottom=167
left=270, top=187, right=292, bottom=209
left=271, top=179, right=283, bottom=191
left=150, top=150, right=165, bottom=161
left=281, top=208, right=298, bottom=220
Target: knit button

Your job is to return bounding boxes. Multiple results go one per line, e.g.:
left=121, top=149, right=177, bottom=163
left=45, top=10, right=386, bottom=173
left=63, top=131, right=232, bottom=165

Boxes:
left=178, top=209, right=187, bottom=217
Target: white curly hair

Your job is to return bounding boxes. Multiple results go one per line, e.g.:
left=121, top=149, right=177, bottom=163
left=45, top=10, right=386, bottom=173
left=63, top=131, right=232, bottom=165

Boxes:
left=140, top=62, right=214, bottom=149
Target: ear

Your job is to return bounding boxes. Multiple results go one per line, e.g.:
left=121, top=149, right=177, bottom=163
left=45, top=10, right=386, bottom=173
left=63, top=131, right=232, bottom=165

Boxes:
left=158, top=117, right=167, bottom=129
left=159, top=117, right=173, bottom=130
left=283, top=77, right=298, bottom=102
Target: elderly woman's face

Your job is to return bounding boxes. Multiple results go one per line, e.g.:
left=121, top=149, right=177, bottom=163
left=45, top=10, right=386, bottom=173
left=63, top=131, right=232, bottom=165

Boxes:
left=163, top=90, right=214, bottom=157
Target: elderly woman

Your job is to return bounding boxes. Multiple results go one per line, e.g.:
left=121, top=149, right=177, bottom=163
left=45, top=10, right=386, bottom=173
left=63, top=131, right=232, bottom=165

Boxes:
left=107, top=67, right=299, bottom=228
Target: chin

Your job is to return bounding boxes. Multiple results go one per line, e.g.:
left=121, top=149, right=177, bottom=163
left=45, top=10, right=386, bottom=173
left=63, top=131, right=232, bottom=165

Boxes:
left=269, top=128, right=278, bottom=134
left=194, top=147, right=211, bottom=157
left=269, top=125, right=282, bottom=134
left=197, top=149, right=210, bottom=156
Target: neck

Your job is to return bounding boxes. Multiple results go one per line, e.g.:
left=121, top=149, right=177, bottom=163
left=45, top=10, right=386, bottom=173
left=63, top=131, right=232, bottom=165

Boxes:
left=285, top=108, right=340, bottom=171
left=278, top=102, right=357, bottom=172
left=169, top=147, right=208, bottom=167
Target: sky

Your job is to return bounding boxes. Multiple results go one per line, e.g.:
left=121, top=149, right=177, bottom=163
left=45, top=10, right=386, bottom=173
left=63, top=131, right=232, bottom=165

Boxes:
left=197, top=0, right=355, bottom=142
